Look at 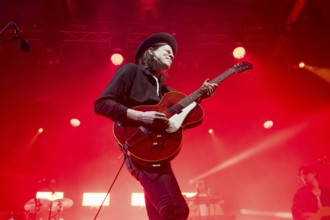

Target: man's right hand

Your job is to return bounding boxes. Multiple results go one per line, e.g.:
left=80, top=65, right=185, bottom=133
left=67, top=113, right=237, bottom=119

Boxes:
left=139, top=111, right=170, bottom=129
left=127, top=109, right=169, bottom=129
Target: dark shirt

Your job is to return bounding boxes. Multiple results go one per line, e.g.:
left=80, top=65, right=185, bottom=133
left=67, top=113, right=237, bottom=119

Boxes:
left=292, top=185, right=330, bottom=220
left=94, top=63, right=171, bottom=124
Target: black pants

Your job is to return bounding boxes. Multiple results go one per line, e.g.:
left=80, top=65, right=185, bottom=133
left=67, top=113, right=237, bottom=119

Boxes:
left=125, top=156, right=189, bottom=220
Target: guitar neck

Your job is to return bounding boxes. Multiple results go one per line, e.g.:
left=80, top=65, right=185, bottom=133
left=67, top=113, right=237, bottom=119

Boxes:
left=177, top=68, right=236, bottom=108
left=173, top=61, right=252, bottom=112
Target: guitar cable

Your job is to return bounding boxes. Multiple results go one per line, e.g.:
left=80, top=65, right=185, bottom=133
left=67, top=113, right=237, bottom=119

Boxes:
left=92, top=155, right=126, bottom=220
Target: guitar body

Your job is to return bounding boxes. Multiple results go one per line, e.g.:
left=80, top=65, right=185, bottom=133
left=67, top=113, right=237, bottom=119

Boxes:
left=113, top=91, right=204, bottom=164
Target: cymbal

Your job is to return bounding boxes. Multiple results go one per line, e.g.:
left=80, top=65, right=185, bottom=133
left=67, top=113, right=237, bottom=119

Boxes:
left=51, top=198, right=73, bottom=211
left=24, top=198, right=51, bottom=212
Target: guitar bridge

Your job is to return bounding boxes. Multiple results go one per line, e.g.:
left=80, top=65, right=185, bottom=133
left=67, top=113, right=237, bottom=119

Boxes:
left=138, top=126, right=163, bottom=149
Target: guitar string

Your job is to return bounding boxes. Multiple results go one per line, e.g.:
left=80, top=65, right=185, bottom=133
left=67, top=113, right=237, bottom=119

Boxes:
left=166, top=68, right=243, bottom=115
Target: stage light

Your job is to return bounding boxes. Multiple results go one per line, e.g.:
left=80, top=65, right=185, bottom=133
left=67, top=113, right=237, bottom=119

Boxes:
left=110, top=52, right=124, bottom=66
left=70, top=118, right=80, bottom=127
left=182, top=192, right=197, bottom=198
left=232, top=46, right=246, bottom=59
left=300, top=63, right=330, bottom=83
left=131, top=193, right=145, bottom=207
left=82, top=193, right=110, bottom=207
left=208, top=129, right=214, bottom=134
left=263, top=120, right=274, bottom=129
left=189, top=123, right=304, bottom=182
left=29, top=128, right=44, bottom=145
left=36, top=192, right=64, bottom=201
left=298, top=62, right=305, bottom=68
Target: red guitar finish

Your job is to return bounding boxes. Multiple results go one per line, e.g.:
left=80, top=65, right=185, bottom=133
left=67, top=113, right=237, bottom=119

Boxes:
left=113, top=91, right=204, bottom=164
left=113, top=62, right=253, bottom=164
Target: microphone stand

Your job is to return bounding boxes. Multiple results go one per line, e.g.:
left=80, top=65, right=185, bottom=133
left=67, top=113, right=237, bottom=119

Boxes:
left=39, top=180, right=56, bottom=220
left=0, top=21, right=18, bottom=45
left=47, top=184, right=56, bottom=220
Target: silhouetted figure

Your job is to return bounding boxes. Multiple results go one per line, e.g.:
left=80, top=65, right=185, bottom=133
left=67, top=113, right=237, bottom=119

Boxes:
left=292, top=165, right=330, bottom=220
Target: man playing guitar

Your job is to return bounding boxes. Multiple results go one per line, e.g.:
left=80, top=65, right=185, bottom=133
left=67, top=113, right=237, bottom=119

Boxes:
left=94, top=32, right=218, bottom=220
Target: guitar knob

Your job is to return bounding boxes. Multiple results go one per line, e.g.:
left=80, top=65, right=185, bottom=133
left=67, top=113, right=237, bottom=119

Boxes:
left=157, top=135, right=162, bottom=139
left=152, top=142, right=158, bottom=147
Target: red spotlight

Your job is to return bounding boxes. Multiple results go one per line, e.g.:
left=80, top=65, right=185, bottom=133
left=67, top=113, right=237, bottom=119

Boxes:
left=232, top=46, right=246, bottom=59
left=208, top=129, right=214, bottom=134
left=298, top=62, right=305, bottom=68
left=110, top=52, right=124, bottom=66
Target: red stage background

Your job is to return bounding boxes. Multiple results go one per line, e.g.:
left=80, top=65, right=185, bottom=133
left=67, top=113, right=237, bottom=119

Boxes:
left=1, top=0, right=330, bottom=219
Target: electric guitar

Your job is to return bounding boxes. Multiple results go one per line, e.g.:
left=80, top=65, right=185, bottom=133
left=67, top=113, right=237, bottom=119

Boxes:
left=113, top=61, right=253, bottom=164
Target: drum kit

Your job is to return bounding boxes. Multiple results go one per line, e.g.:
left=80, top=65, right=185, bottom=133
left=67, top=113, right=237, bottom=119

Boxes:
left=23, top=197, right=73, bottom=220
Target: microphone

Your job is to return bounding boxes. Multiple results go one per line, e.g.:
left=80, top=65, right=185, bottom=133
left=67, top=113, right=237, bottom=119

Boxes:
left=12, top=23, right=31, bottom=52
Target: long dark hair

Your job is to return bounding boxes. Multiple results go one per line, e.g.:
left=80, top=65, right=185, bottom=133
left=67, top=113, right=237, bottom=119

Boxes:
left=137, top=43, right=169, bottom=82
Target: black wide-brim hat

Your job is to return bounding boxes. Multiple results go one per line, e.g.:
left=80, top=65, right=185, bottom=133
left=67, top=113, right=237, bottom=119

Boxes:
left=134, top=32, right=177, bottom=63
